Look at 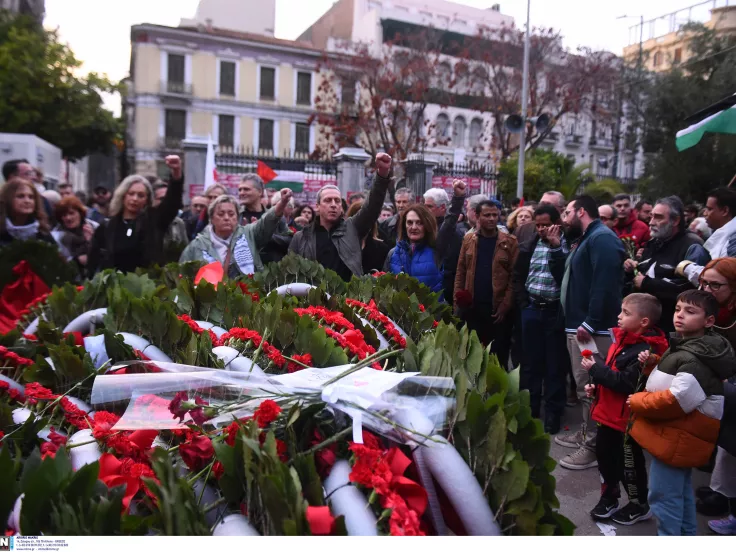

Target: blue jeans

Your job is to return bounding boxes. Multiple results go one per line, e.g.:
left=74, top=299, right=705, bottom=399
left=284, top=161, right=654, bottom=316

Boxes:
left=648, top=458, right=698, bottom=536
left=520, top=304, right=567, bottom=419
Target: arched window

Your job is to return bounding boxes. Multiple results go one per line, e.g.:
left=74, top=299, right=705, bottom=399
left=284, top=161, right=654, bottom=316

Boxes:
left=452, top=116, right=467, bottom=148
left=471, top=66, right=487, bottom=94
left=436, top=113, right=450, bottom=143
left=653, top=51, right=663, bottom=67
left=469, top=118, right=483, bottom=148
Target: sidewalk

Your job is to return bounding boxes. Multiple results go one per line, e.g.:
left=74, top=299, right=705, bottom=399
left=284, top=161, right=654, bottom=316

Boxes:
left=551, top=403, right=717, bottom=536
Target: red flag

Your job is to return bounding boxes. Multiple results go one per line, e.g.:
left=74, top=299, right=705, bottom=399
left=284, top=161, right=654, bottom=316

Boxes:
left=257, top=160, right=277, bottom=185
left=194, top=262, right=225, bottom=288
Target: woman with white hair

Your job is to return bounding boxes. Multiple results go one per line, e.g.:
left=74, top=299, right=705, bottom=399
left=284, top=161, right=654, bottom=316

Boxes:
left=87, top=156, right=183, bottom=275
left=179, top=189, right=293, bottom=276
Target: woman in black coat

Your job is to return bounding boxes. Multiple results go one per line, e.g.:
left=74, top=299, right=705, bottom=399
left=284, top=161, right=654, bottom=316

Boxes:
left=88, top=155, right=183, bottom=275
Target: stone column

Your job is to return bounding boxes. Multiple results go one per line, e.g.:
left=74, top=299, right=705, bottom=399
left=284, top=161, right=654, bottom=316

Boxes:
left=181, top=138, right=208, bottom=201
left=401, top=156, right=437, bottom=201
left=334, top=147, right=371, bottom=198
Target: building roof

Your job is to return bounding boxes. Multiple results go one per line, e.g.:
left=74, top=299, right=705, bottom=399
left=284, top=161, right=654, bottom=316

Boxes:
left=132, top=23, right=326, bottom=57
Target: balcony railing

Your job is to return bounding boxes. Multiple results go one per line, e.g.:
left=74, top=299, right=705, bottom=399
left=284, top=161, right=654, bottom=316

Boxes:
left=564, top=133, right=582, bottom=146
left=160, top=81, right=193, bottom=96
left=589, top=137, right=614, bottom=150
left=159, top=137, right=184, bottom=150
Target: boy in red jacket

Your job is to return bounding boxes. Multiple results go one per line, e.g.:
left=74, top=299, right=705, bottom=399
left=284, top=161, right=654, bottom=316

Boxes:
left=583, top=293, right=669, bottom=524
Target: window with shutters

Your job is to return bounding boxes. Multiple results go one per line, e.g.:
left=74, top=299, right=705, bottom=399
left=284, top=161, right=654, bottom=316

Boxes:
left=220, top=61, right=236, bottom=96
left=164, top=109, right=186, bottom=147
left=167, top=54, right=185, bottom=94
left=219, top=115, right=234, bottom=148
left=260, top=67, right=275, bottom=100
left=295, top=123, right=310, bottom=153
left=259, top=119, right=274, bottom=151
left=296, top=72, right=312, bottom=105
left=341, top=76, right=356, bottom=106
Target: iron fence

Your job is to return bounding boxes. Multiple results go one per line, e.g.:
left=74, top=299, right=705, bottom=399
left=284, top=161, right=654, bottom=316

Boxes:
left=403, top=156, right=498, bottom=200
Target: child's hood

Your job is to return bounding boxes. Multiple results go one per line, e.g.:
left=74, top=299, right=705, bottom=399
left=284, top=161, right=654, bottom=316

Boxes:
left=676, top=332, right=736, bottom=381
left=613, top=327, right=668, bottom=355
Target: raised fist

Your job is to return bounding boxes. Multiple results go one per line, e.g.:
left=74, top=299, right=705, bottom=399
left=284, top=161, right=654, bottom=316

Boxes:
left=453, top=179, right=467, bottom=197
left=278, top=188, right=293, bottom=205
left=375, top=153, right=392, bottom=178
left=165, top=155, right=182, bottom=180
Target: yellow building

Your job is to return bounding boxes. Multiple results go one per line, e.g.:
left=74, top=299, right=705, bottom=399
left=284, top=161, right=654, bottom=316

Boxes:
left=127, top=23, right=328, bottom=176
left=623, top=4, right=736, bottom=72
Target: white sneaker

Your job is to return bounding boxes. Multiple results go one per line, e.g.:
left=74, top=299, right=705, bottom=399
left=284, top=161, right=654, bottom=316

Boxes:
left=559, top=446, right=598, bottom=470
left=554, top=429, right=583, bottom=449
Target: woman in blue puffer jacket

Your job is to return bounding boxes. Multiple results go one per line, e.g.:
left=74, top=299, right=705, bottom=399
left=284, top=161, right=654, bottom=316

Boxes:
left=384, top=203, right=444, bottom=294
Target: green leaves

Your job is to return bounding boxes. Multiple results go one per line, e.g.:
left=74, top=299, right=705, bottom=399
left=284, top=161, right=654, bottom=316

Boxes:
left=414, top=322, right=573, bottom=535
left=143, top=449, right=210, bottom=536
left=15, top=448, right=127, bottom=536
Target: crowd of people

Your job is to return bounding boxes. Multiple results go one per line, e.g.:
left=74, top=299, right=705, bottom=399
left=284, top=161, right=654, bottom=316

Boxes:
left=1, top=152, right=736, bottom=536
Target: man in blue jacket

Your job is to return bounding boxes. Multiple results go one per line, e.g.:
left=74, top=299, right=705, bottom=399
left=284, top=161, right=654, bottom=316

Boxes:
left=556, top=195, right=626, bottom=470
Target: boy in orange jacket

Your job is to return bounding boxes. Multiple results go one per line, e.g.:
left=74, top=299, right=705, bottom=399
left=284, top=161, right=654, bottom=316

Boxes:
left=628, top=290, right=736, bottom=536
left=582, top=293, right=668, bottom=525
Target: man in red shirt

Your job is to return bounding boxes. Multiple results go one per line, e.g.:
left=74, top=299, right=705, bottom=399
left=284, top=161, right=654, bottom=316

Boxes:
left=613, top=194, right=650, bottom=247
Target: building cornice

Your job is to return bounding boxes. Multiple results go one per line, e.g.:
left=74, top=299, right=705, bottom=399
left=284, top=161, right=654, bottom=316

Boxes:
left=132, top=23, right=331, bottom=60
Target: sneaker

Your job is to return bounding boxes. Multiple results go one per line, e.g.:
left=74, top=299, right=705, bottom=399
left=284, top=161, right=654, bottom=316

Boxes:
left=554, top=429, right=583, bottom=449
left=708, top=515, right=736, bottom=535
left=611, top=502, right=653, bottom=525
left=559, top=446, right=598, bottom=470
left=590, top=496, right=619, bottom=520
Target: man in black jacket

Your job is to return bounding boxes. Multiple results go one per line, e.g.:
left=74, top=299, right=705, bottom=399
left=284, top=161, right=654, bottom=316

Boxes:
left=625, top=196, right=702, bottom=334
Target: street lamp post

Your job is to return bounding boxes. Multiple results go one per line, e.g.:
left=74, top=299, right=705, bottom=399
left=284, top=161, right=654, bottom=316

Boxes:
left=516, top=0, right=531, bottom=200
left=613, top=14, right=644, bottom=182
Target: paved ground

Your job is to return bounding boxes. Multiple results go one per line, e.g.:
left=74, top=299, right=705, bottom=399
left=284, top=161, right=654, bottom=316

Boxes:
left=552, top=403, right=717, bottom=536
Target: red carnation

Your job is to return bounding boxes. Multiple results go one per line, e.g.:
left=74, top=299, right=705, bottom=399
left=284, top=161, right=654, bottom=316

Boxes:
left=212, top=461, right=225, bottom=479
left=168, top=391, right=189, bottom=422
left=455, top=289, right=473, bottom=308
left=189, top=397, right=213, bottom=426
left=224, top=420, right=241, bottom=446
left=581, top=349, right=594, bottom=358
left=41, top=428, right=68, bottom=460
left=253, top=400, right=281, bottom=428
left=179, top=434, right=215, bottom=471
left=24, top=382, right=58, bottom=401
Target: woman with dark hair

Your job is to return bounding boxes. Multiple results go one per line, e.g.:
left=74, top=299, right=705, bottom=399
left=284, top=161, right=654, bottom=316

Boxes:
left=87, top=155, right=183, bottom=275
left=384, top=204, right=444, bottom=293
left=346, top=200, right=390, bottom=273
left=696, top=258, right=736, bottom=534
left=51, top=196, right=99, bottom=276
left=0, top=177, right=55, bottom=246
left=292, top=204, right=315, bottom=231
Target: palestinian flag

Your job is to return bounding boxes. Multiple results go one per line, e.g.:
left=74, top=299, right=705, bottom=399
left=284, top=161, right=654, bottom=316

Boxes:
left=676, top=93, right=736, bottom=151
left=256, top=161, right=304, bottom=192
